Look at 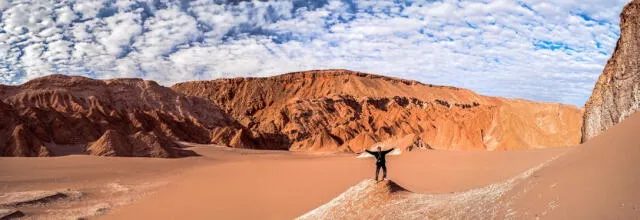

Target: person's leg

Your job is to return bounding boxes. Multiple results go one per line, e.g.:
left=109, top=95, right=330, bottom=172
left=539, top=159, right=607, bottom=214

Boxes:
left=375, top=164, right=381, bottom=181
left=382, top=164, right=387, bottom=180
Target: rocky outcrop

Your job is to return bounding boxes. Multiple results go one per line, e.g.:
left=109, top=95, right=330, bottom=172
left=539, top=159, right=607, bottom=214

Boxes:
left=0, top=69, right=585, bottom=156
left=86, top=130, right=195, bottom=158
left=0, top=101, right=51, bottom=157
left=583, top=0, right=640, bottom=142
left=86, top=130, right=131, bottom=157
left=173, top=69, right=583, bottom=152
left=0, top=75, right=253, bottom=157
left=298, top=180, right=411, bottom=219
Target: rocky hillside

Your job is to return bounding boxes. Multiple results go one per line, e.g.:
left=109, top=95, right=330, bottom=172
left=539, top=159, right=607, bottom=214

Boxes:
left=583, top=0, right=640, bottom=142
left=173, top=69, right=583, bottom=152
left=0, top=70, right=585, bottom=157
left=0, top=75, right=252, bottom=157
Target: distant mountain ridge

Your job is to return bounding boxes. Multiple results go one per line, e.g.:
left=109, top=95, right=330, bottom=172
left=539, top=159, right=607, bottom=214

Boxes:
left=0, top=69, right=583, bottom=157
left=0, top=74, right=252, bottom=157
left=173, top=69, right=582, bottom=152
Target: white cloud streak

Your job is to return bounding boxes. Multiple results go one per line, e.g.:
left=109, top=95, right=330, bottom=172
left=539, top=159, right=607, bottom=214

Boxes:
left=0, top=0, right=631, bottom=106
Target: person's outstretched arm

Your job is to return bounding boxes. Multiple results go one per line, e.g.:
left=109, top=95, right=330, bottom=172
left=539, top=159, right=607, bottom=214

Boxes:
left=365, top=149, right=375, bottom=155
left=382, top=148, right=395, bottom=155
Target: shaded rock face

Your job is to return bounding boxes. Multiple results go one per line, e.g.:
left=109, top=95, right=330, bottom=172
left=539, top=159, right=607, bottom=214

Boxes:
left=173, top=69, right=583, bottom=152
left=0, top=101, right=50, bottom=157
left=583, top=0, right=640, bottom=142
left=86, top=130, right=196, bottom=158
left=0, top=75, right=251, bottom=157
left=86, top=130, right=132, bottom=157
left=0, top=69, right=584, bottom=156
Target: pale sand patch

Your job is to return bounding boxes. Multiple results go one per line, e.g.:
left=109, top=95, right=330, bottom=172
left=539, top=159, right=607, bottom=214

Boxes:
left=299, top=154, right=562, bottom=219
left=102, top=147, right=568, bottom=219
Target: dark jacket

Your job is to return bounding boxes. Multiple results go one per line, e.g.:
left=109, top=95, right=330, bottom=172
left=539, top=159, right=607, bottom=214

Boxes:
left=365, top=148, right=394, bottom=165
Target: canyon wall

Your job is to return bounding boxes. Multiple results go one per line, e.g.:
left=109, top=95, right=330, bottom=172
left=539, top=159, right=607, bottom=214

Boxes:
left=173, top=70, right=582, bottom=152
left=583, top=0, right=640, bottom=142
left=0, top=75, right=252, bottom=157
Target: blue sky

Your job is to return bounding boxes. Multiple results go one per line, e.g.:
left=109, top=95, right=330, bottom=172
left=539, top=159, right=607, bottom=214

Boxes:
left=0, top=0, right=630, bottom=106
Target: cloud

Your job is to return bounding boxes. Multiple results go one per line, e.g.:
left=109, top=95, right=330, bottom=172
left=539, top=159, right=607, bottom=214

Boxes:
left=0, top=0, right=631, bottom=106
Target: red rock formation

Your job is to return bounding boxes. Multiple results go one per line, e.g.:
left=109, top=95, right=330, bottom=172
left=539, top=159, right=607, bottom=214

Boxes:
left=173, top=70, right=583, bottom=152
left=86, top=130, right=132, bottom=156
left=583, top=0, right=640, bottom=142
left=87, top=130, right=195, bottom=158
left=0, top=75, right=253, bottom=157
left=0, top=70, right=584, bottom=156
left=0, top=101, right=51, bottom=157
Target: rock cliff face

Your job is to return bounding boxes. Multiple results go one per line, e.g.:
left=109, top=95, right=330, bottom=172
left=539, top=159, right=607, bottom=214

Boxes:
left=0, top=100, right=51, bottom=157
left=0, top=75, right=251, bottom=157
left=86, top=130, right=197, bottom=157
left=173, top=69, right=583, bottom=152
left=583, top=0, right=640, bottom=142
left=0, top=69, right=585, bottom=156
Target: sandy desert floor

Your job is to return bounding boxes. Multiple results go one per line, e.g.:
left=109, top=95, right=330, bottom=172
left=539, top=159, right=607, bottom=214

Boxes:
left=5, top=112, right=640, bottom=219
left=1, top=141, right=570, bottom=219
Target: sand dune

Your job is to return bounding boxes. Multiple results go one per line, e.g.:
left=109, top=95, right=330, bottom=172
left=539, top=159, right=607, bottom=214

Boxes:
left=497, top=112, right=640, bottom=218
left=0, top=142, right=567, bottom=219
left=300, top=112, right=640, bottom=219
left=3, top=113, right=639, bottom=219
left=99, top=146, right=567, bottom=219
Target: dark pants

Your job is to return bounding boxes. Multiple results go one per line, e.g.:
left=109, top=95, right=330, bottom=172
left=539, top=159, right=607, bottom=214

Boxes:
left=375, top=163, right=387, bottom=181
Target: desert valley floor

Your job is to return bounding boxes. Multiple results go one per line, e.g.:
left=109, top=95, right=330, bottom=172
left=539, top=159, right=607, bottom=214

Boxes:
left=4, top=112, right=640, bottom=219
left=3, top=0, right=640, bottom=219
left=1, top=144, right=567, bottom=219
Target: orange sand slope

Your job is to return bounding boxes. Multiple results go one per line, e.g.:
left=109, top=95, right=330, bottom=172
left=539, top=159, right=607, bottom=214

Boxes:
left=101, top=147, right=568, bottom=219
left=0, top=146, right=309, bottom=219
left=301, top=112, right=640, bottom=219
left=499, top=112, right=640, bottom=219
left=3, top=113, right=639, bottom=219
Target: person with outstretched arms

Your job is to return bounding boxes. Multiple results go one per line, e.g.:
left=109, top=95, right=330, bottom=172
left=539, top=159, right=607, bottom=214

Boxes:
left=365, top=146, right=395, bottom=181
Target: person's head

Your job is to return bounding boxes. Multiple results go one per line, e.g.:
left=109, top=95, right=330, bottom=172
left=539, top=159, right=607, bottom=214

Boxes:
left=377, top=146, right=382, bottom=151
